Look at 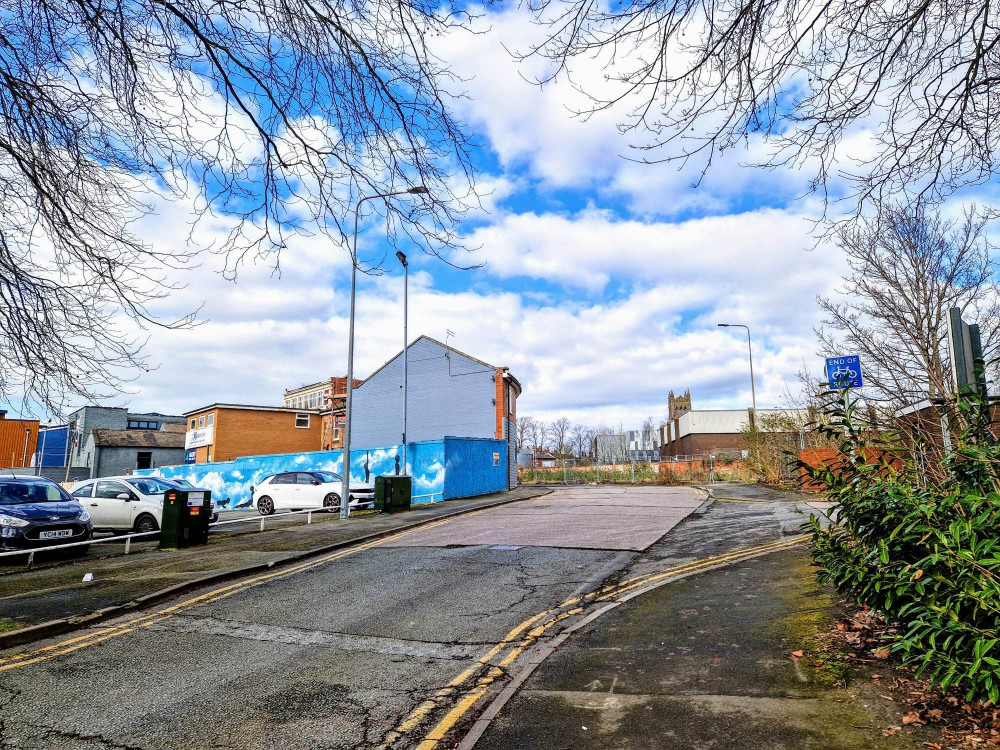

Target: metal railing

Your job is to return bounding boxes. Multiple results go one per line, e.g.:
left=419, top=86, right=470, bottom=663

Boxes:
left=0, top=506, right=344, bottom=569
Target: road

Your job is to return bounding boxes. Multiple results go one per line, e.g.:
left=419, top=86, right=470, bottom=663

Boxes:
left=0, top=485, right=815, bottom=749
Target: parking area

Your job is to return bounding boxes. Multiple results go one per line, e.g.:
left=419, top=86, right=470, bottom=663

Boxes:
left=384, top=486, right=707, bottom=551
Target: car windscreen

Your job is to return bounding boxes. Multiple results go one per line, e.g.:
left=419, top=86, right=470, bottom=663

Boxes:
left=313, top=471, right=341, bottom=483
left=126, top=477, right=177, bottom=495
left=0, top=479, right=72, bottom=505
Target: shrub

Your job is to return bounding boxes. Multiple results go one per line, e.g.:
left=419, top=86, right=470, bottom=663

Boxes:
left=802, top=388, right=1000, bottom=703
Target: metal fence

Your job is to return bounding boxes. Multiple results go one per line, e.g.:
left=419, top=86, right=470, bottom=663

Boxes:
left=0, top=507, right=340, bottom=570
left=517, top=452, right=759, bottom=486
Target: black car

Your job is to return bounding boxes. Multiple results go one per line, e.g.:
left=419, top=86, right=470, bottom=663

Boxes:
left=0, top=475, right=93, bottom=553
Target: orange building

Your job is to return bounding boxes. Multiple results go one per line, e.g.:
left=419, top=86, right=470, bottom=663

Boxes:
left=182, top=404, right=322, bottom=464
left=0, top=410, right=39, bottom=469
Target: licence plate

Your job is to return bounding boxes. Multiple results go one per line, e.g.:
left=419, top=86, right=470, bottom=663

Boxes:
left=39, top=529, right=72, bottom=540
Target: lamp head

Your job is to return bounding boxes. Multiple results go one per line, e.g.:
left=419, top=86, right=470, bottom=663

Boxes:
left=396, top=250, right=408, bottom=267
left=717, top=323, right=730, bottom=327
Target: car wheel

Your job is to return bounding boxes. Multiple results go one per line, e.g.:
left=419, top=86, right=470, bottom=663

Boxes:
left=133, top=514, right=159, bottom=534
left=323, top=493, right=341, bottom=512
left=257, top=496, right=275, bottom=515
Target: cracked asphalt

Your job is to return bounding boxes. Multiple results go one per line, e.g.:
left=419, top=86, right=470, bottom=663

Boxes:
left=0, top=484, right=823, bottom=749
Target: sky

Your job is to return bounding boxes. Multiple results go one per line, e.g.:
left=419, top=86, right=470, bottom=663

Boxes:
left=13, top=7, right=859, bottom=429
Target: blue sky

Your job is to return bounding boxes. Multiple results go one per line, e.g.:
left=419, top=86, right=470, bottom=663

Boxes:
left=11, top=7, right=862, bottom=429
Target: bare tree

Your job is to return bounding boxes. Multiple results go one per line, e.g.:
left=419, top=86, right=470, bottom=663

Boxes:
left=640, top=416, right=657, bottom=452
left=569, top=423, right=590, bottom=457
left=1, top=0, right=478, bottom=413
left=525, top=0, right=1000, bottom=215
left=548, top=417, right=571, bottom=454
left=515, top=416, right=536, bottom=452
left=530, top=420, right=547, bottom=451
left=816, top=204, right=999, bottom=407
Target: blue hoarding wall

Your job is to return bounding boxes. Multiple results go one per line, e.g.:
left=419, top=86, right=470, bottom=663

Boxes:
left=136, top=440, right=451, bottom=510
left=35, top=426, right=69, bottom=467
left=442, top=437, right=509, bottom=500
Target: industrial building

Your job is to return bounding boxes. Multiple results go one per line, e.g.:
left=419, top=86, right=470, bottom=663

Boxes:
left=0, top=410, right=39, bottom=468
left=65, top=407, right=188, bottom=478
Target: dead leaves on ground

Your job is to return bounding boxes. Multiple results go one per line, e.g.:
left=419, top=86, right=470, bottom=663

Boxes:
left=828, top=602, right=1000, bottom=748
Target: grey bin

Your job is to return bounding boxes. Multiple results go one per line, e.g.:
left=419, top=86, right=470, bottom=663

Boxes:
left=375, top=476, right=412, bottom=513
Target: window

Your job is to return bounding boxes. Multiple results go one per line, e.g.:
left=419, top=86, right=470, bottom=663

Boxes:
left=71, top=483, right=95, bottom=498
left=127, top=420, right=159, bottom=430
left=95, top=481, right=132, bottom=499
left=127, top=477, right=175, bottom=495
left=296, top=473, right=318, bottom=484
left=207, top=414, right=214, bottom=426
left=198, top=416, right=205, bottom=428
left=272, top=473, right=296, bottom=484
left=295, top=414, right=310, bottom=428
left=190, top=419, right=196, bottom=430
left=136, top=451, right=152, bottom=470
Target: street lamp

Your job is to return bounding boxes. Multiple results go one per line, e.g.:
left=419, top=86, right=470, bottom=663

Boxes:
left=341, top=185, right=428, bottom=519
left=395, top=250, right=409, bottom=476
left=717, top=323, right=757, bottom=413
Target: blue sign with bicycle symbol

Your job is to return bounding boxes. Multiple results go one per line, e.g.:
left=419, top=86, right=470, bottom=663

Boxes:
left=825, top=355, right=863, bottom=389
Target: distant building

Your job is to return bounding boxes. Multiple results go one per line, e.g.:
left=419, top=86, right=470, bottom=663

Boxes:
left=349, top=336, right=521, bottom=489
left=182, top=404, right=322, bottom=463
left=65, top=407, right=188, bottom=478
left=0, top=410, right=39, bottom=468
left=626, top=430, right=660, bottom=462
left=283, top=377, right=363, bottom=451
left=658, top=393, right=805, bottom=457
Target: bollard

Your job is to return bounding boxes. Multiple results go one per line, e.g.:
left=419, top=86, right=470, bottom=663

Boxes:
left=125, top=536, right=131, bottom=555
left=563, top=462, right=567, bottom=485
left=27, top=550, right=34, bottom=570
left=631, top=460, right=635, bottom=485
left=307, top=511, right=312, bottom=524
left=260, top=517, right=265, bottom=532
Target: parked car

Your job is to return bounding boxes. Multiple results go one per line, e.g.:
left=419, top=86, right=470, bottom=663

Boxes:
left=251, top=471, right=375, bottom=515
left=0, top=475, right=93, bottom=553
left=69, top=475, right=218, bottom=533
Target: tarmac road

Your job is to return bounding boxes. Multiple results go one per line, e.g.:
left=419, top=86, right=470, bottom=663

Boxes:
left=0, top=485, right=817, bottom=749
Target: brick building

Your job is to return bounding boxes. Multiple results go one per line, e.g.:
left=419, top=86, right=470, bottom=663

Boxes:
left=659, top=393, right=805, bottom=457
left=0, top=410, right=39, bottom=468
left=182, top=404, right=322, bottom=463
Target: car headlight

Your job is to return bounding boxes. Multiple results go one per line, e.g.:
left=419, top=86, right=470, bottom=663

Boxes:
left=0, top=514, right=28, bottom=528
left=78, top=509, right=91, bottom=523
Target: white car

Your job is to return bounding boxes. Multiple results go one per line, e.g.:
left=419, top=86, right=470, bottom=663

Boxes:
left=69, top=476, right=219, bottom=533
left=251, top=471, right=375, bottom=515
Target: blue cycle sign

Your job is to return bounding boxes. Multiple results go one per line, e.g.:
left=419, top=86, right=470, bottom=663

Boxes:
left=825, top=355, right=863, bottom=389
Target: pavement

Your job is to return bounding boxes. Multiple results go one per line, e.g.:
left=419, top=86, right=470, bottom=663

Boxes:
left=0, top=482, right=928, bottom=750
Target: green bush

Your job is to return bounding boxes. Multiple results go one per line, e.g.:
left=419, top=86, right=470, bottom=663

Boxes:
left=802, top=388, right=1000, bottom=703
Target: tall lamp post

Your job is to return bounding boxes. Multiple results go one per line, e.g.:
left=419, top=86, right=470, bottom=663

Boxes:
left=395, top=250, right=409, bottom=475
left=717, top=323, right=757, bottom=414
left=340, top=185, right=428, bottom=519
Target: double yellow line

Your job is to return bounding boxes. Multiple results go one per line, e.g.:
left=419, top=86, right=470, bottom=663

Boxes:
left=401, top=533, right=809, bottom=749
left=0, top=515, right=457, bottom=673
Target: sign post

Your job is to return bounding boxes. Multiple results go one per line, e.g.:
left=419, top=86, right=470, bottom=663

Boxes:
left=825, top=355, right=864, bottom=389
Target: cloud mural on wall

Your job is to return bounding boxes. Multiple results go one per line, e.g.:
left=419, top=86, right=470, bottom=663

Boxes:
left=131, top=439, right=501, bottom=510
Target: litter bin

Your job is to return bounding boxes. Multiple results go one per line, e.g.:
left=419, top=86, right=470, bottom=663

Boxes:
left=160, top=487, right=212, bottom=548
left=375, top=475, right=411, bottom=513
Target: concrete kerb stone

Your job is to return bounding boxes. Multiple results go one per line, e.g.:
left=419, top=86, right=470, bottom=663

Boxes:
left=0, top=488, right=552, bottom=651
